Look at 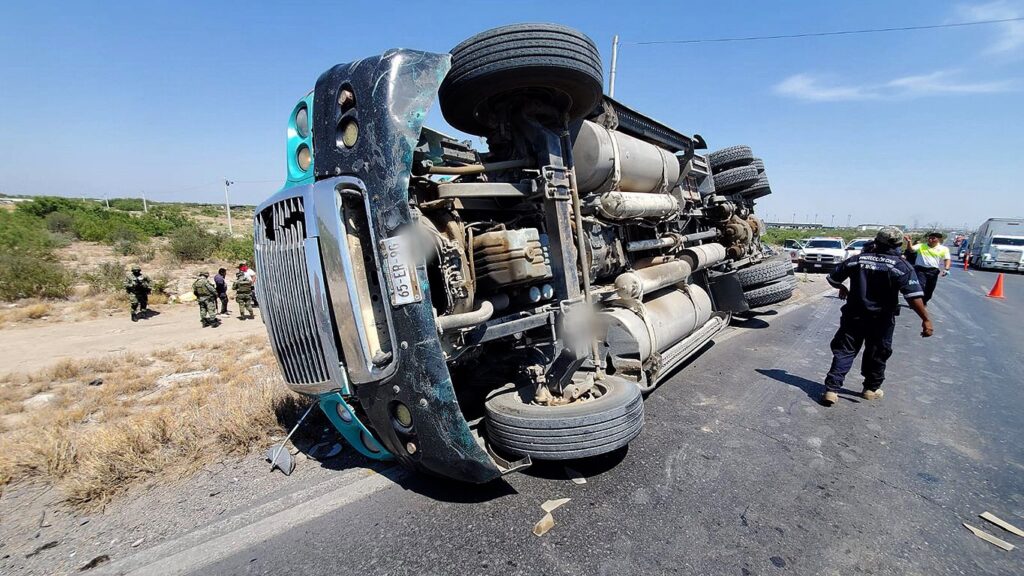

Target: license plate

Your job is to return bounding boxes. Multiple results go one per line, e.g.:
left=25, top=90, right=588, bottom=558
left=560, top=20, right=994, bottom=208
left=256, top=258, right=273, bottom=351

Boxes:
left=380, top=235, right=422, bottom=306
left=813, top=264, right=822, bottom=268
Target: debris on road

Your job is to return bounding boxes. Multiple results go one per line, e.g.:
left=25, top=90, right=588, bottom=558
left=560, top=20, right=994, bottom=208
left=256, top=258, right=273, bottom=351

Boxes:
left=533, top=513, right=555, bottom=537
left=533, top=498, right=571, bottom=537
left=980, top=512, right=1024, bottom=538
left=541, top=498, right=570, bottom=513
left=963, top=523, right=1015, bottom=551
left=25, top=540, right=58, bottom=558
left=87, top=378, right=103, bottom=386
left=565, top=466, right=587, bottom=484
left=130, top=537, right=144, bottom=547
left=79, top=554, right=110, bottom=571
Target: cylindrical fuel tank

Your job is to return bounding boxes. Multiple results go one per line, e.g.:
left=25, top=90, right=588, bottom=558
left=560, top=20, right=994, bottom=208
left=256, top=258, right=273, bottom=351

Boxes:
left=680, top=243, right=727, bottom=271
left=614, top=259, right=692, bottom=300
left=601, top=285, right=714, bottom=362
left=573, top=121, right=681, bottom=194
left=598, top=191, right=679, bottom=220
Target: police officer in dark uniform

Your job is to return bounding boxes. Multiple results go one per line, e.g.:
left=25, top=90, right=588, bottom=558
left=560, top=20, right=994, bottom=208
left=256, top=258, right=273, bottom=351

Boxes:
left=821, top=227, right=934, bottom=406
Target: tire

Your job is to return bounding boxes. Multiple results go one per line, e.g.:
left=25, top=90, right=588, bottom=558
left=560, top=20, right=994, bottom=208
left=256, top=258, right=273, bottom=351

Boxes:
left=751, top=158, right=765, bottom=173
left=708, top=145, right=754, bottom=173
left=485, top=376, right=644, bottom=460
left=736, top=258, right=792, bottom=288
left=745, top=276, right=796, bottom=308
left=439, top=23, right=604, bottom=136
left=713, top=165, right=759, bottom=193
left=738, top=174, right=771, bottom=200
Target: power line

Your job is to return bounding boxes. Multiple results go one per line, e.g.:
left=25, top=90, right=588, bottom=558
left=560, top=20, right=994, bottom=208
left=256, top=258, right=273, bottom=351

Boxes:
left=628, top=16, right=1024, bottom=45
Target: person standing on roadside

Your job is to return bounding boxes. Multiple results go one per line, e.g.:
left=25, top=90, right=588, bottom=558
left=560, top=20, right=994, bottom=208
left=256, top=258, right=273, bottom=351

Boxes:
left=214, top=267, right=229, bottom=316
left=233, top=269, right=255, bottom=319
left=906, top=232, right=951, bottom=305
left=821, top=227, right=933, bottom=407
left=192, top=271, right=220, bottom=328
left=123, top=265, right=151, bottom=322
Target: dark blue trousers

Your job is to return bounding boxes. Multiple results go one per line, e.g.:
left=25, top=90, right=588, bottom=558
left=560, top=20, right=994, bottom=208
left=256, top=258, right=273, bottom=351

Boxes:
left=824, top=312, right=896, bottom=391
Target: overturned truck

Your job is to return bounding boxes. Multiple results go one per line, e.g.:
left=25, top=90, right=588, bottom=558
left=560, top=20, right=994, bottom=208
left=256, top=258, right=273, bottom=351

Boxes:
left=254, top=24, right=795, bottom=482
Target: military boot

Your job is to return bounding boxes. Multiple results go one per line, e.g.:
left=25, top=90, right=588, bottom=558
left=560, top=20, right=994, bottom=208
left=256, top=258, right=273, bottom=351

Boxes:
left=131, top=311, right=138, bottom=322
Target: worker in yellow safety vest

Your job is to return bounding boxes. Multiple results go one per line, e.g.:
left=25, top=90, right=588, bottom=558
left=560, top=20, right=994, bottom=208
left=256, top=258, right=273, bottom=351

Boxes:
left=905, top=232, right=952, bottom=305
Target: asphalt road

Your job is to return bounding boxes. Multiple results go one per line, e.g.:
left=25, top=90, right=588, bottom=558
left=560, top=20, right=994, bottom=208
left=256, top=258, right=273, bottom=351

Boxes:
left=117, top=268, right=1024, bottom=576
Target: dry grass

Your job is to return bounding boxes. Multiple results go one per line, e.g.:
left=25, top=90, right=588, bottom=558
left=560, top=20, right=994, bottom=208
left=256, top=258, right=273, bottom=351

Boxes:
left=0, top=335, right=304, bottom=508
left=0, top=301, right=53, bottom=326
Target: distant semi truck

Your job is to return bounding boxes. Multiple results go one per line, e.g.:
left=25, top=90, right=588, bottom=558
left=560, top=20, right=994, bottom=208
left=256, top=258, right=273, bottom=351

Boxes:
left=967, top=218, right=1024, bottom=271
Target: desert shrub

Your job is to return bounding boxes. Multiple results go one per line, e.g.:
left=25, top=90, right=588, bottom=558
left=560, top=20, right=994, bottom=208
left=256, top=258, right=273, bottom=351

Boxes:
left=0, top=252, right=73, bottom=301
left=82, top=261, right=126, bottom=294
left=151, top=274, right=171, bottom=294
left=0, top=210, right=55, bottom=254
left=215, top=234, right=254, bottom=264
left=108, top=198, right=145, bottom=212
left=44, top=211, right=74, bottom=234
left=168, top=226, right=219, bottom=261
left=198, top=206, right=221, bottom=218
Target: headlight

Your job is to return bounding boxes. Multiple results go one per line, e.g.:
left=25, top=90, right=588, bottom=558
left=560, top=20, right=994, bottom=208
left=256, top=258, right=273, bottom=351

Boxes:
left=296, top=144, right=311, bottom=171
left=797, top=251, right=805, bottom=259
left=295, top=104, right=310, bottom=138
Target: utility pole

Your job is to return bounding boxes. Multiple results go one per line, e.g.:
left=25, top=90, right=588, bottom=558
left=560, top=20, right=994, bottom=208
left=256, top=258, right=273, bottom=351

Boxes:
left=104, top=194, right=110, bottom=209
left=814, top=213, right=818, bottom=225
left=846, top=214, right=851, bottom=228
left=609, top=35, right=620, bottom=98
left=830, top=214, right=835, bottom=228
left=223, top=178, right=235, bottom=235
left=142, top=191, right=148, bottom=213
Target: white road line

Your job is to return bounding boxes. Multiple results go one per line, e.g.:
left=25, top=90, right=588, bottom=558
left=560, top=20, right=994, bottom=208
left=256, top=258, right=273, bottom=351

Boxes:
left=98, top=468, right=404, bottom=576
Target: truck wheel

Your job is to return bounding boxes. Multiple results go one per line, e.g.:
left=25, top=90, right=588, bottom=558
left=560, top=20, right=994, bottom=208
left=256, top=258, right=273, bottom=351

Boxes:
left=439, top=23, right=604, bottom=136
left=738, top=174, right=771, bottom=200
left=708, top=145, right=754, bottom=173
left=751, top=158, right=765, bottom=173
left=484, top=376, right=644, bottom=460
left=713, top=165, right=759, bottom=193
left=745, top=276, right=796, bottom=308
left=736, top=258, right=792, bottom=289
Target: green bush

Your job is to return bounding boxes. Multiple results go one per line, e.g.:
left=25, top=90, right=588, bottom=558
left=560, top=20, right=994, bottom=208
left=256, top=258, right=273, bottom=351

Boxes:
left=0, top=210, right=55, bottom=254
left=108, top=198, right=145, bottom=212
left=168, top=226, right=219, bottom=261
left=0, top=252, right=73, bottom=301
left=44, top=211, right=74, bottom=234
left=215, top=235, right=255, bottom=264
left=82, top=261, right=127, bottom=294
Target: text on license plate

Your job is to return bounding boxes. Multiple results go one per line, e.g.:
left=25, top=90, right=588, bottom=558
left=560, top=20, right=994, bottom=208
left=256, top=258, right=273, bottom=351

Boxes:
left=380, top=235, right=422, bottom=306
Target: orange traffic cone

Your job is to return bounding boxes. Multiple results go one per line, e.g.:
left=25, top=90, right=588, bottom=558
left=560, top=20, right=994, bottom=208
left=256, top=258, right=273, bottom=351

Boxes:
left=987, top=273, right=1005, bottom=299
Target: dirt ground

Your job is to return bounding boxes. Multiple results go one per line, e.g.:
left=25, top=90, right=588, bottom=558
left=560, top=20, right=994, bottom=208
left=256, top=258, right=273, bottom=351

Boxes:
left=0, top=303, right=265, bottom=375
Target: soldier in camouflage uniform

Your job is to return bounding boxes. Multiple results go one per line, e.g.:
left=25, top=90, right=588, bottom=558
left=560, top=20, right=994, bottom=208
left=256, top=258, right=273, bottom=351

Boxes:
left=123, top=265, right=152, bottom=322
left=232, top=270, right=255, bottom=320
left=192, top=271, right=220, bottom=327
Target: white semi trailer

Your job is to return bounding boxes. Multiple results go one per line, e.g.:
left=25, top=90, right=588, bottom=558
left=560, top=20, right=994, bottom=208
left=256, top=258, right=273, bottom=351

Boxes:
left=968, top=218, right=1024, bottom=271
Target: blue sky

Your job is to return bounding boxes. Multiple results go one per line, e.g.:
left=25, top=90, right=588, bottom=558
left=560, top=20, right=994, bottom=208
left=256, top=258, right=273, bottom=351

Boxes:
left=1, top=0, right=1021, bottom=229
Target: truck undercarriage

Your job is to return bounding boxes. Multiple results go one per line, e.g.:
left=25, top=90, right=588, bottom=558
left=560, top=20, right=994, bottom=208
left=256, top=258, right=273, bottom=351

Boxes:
left=254, top=24, right=795, bottom=482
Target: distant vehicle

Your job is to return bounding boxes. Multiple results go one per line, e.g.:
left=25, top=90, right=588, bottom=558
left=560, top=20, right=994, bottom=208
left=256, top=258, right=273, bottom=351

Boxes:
left=968, top=218, right=1024, bottom=271
left=797, top=237, right=846, bottom=272
left=844, top=237, right=873, bottom=258
left=782, top=239, right=804, bottom=263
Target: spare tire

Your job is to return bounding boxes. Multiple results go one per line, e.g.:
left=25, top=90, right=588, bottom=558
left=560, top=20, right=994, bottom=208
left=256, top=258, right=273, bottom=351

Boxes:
left=713, top=165, right=759, bottom=193
left=745, top=276, right=796, bottom=308
left=708, top=145, right=754, bottom=173
left=738, top=174, right=771, bottom=200
left=439, top=23, right=604, bottom=136
left=485, top=376, right=644, bottom=460
left=736, top=258, right=792, bottom=288
left=751, top=158, right=765, bottom=173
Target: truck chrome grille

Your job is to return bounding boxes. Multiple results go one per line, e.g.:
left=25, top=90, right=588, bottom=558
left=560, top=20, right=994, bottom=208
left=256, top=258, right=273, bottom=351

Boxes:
left=255, top=196, right=333, bottom=386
